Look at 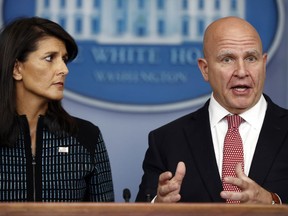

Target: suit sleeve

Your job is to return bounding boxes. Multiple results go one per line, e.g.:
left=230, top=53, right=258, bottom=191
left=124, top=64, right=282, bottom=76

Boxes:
left=136, top=130, right=166, bottom=202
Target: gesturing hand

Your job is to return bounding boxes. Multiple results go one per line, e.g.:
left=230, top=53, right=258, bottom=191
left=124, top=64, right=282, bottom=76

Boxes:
left=220, top=163, right=272, bottom=204
left=155, top=161, right=186, bottom=203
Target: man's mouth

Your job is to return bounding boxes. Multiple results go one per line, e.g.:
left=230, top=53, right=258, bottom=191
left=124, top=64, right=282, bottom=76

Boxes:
left=231, top=85, right=251, bottom=92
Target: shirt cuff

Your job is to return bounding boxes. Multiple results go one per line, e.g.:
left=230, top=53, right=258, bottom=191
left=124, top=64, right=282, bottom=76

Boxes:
left=151, top=195, right=157, bottom=203
left=271, top=192, right=282, bottom=204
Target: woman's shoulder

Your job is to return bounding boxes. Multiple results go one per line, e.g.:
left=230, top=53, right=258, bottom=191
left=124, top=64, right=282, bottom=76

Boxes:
left=71, top=116, right=101, bottom=138
left=72, top=116, right=100, bottom=131
left=70, top=116, right=104, bottom=152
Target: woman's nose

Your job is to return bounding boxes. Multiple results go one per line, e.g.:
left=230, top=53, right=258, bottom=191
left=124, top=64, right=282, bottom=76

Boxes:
left=57, top=61, right=69, bottom=76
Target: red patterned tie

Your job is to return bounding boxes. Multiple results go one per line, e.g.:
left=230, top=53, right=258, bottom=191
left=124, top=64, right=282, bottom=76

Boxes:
left=222, top=115, right=244, bottom=204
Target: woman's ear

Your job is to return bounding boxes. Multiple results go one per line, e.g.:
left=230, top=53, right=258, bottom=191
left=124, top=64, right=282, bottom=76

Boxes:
left=13, top=60, right=23, bottom=80
left=197, top=58, right=209, bottom=82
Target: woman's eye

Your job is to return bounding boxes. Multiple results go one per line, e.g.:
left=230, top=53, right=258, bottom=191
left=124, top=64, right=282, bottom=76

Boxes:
left=63, top=56, right=68, bottom=64
left=45, top=56, right=53, bottom=62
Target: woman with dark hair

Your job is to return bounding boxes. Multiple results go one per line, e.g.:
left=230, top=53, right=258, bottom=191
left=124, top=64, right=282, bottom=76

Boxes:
left=0, top=16, right=114, bottom=202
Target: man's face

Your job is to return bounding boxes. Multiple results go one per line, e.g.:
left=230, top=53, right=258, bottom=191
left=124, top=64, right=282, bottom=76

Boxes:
left=198, top=18, right=267, bottom=114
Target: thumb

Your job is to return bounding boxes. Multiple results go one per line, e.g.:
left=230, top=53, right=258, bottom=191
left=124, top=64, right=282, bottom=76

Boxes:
left=174, top=161, right=186, bottom=183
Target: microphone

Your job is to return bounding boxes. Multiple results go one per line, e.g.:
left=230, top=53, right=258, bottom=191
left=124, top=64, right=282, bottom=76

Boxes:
left=123, top=188, right=131, bottom=203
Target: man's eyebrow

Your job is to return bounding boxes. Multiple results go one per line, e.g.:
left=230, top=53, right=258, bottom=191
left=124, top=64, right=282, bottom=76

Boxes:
left=245, top=49, right=261, bottom=56
left=216, top=50, right=234, bottom=59
left=216, top=49, right=261, bottom=59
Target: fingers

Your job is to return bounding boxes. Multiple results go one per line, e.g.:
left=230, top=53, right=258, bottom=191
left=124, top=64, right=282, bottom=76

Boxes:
left=221, top=162, right=246, bottom=202
left=220, top=190, right=244, bottom=201
left=159, top=171, right=173, bottom=186
left=158, top=161, right=186, bottom=186
left=174, top=161, right=186, bottom=183
left=156, top=162, right=186, bottom=203
left=223, top=163, right=247, bottom=188
left=221, top=163, right=271, bottom=204
left=235, top=162, right=246, bottom=178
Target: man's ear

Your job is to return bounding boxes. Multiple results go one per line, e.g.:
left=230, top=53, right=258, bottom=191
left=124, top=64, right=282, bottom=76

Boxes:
left=13, top=60, right=23, bottom=80
left=197, top=58, right=209, bottom=82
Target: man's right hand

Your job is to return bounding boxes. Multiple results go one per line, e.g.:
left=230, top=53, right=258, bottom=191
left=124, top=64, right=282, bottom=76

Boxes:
left=155, top=161, right=186, bottom=203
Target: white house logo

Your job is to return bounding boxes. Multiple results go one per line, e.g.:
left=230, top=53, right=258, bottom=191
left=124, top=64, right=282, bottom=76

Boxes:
left=0, top=0, right=284, bottom=112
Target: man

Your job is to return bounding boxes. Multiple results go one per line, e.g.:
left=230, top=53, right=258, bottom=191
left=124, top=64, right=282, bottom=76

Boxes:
left=136, top=16, right=288, bottom=204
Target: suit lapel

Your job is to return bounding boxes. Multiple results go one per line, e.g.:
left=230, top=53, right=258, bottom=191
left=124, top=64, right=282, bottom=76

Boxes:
left=180, top=95, right=288, bottom=202
left=249, top=98, right=288, bottom=184
left=183, top=103, right=224, bottom=202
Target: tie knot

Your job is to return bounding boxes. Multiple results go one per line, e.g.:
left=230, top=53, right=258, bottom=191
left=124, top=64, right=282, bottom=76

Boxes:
left=226, top=115, right=242, bottom=129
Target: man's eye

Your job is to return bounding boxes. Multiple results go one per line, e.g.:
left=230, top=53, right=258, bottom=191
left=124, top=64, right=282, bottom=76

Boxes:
left=246, top=56, right=257, bottom=62
left=223, top=57, right=233, bottom=63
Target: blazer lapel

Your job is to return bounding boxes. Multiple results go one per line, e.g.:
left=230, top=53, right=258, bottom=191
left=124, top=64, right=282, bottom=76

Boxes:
left=183, top=103, right=224, bottom=202
left=249, top=98, right=288, bottom=184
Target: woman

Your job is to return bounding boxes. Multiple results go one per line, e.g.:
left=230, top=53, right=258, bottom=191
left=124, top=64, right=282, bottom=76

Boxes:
left=0, top=17, right=114, bottom=202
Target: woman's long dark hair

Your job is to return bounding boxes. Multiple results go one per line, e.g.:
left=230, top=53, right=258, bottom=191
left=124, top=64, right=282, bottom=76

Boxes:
left=0, top=16, right=78, bottom=147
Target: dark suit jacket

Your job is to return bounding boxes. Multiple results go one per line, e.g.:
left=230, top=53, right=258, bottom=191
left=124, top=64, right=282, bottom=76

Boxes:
left=136, top=95, right=288, bottom=203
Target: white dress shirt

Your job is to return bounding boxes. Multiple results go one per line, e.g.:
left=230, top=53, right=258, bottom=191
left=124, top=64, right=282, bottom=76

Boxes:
left=208, top=93, right=267, bottom=177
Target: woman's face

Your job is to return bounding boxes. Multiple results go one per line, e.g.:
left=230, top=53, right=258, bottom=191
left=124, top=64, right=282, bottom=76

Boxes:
left=13, top=36, right=69, bottom=103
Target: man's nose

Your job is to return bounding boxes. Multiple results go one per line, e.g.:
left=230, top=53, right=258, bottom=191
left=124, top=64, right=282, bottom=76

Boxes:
left=234, top=60, right=248, bottom=77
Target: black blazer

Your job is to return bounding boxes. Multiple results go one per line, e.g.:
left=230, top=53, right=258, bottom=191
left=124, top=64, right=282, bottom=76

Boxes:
left=136, top=95, right=288, bottom=203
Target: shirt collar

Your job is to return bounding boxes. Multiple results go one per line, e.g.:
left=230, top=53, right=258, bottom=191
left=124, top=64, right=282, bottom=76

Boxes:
left=209, top=93, right=267, bottom=130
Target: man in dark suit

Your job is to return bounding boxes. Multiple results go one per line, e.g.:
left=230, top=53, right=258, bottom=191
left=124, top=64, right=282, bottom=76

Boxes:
left=136, top=16, right=288, bottom=204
